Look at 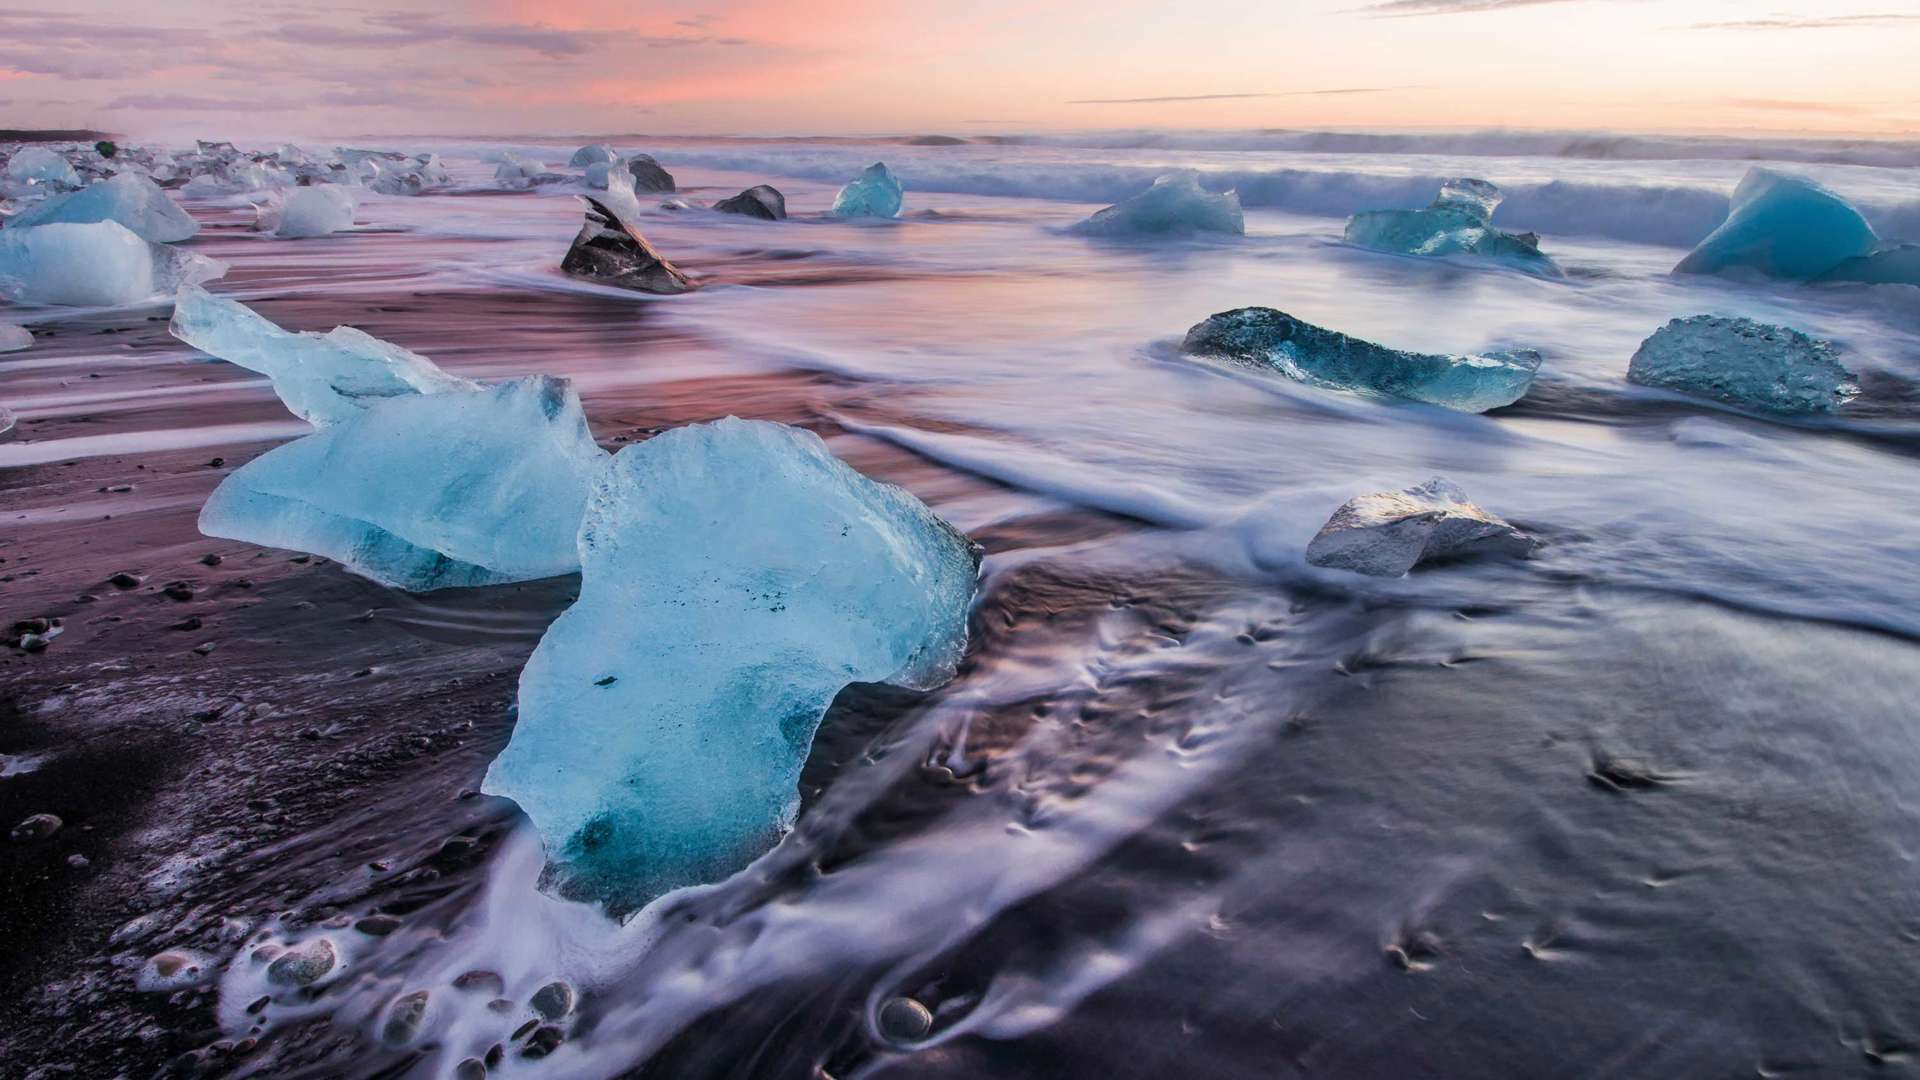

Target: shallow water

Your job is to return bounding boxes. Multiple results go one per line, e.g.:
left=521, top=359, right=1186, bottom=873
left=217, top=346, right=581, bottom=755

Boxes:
left=3, top=134, right=1920, bottom=1077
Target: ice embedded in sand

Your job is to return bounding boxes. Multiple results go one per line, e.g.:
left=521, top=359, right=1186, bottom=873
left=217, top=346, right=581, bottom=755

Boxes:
left=1817, top=244, right=1920, bottom=288
left=5, top=147, right=80, bottom=187
left=1071, top=172, right=1244, bottom=237
left=1306, top=478, right=1535, bottom=577
left=831, top=162, right=903, bottom=218
left=0, top=221, right=225, bottom=307
left=257, top=185, right=356, bottom=238
left=0, top=323, right=30, bottom=353
left=1627, top=315, right=1858, bottom=415
left=1674, top=168, right=1879, bottom=280
left=6, top=172, right=198, bottom=243
left=200, top=376, right=608, bottom=591
left=1181, top=306, right=1542, bottom=413
left=170, top=286, right=477, bottom=425
left=483, top=417, right=980, bottom=917
left=1344, top=178, right=1560, bottom=275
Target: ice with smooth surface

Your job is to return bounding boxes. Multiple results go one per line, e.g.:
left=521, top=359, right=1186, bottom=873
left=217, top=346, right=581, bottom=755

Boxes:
left=1627, top=315, right=1858, bottom=415
left=831, top=162, right=903, bottom=218
left=495, top=156, right=544, bottom=188
left=483, top=417, right=980, bottom=916
left=0, top=323, right=31, bottom=353
left=1306, top=478, right=1535, bottom=577
left=1674, top=168, right=1879, bottom=280
left=6, top=173, right=198, bottom=243
left=0, top=221, right=225, bottom=307
left=1071, top=172, right=1244, bottom=237
left=260, top=185, right=356, bottom=238
left=1182, top=306, right=1542, bottom=413
left=170, top=286, right=477, bottom=424
left=570, top=143, right=618, bottom=167
left=6, top=147, right=80, bottom=186
left=1344, top=178, right=1560, bottom=275
left=200, top=376, right=608, bottom=590
left=1817, top=244, right=1920, bottom=287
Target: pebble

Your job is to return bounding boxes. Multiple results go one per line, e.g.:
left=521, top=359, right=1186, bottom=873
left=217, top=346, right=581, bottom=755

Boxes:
left=200, top=553, right=223, bottom=566
left=162, top=581, right=196, bottom=601
left=19, top=632, right=50, bottom=652
left=453, top=1058, right=488, bottom=1080
left=137, top=949, right=215, bottom=992
left=529, top=980, right=576, bottom=1021
left=11, top=813, right=63, bottom=841
left=193, top=642, right=217, bottom=656
left=452, top=970, right=505, bottom=996
left=265, top=937, right=337, bottom=987
left=877, top=996, right=934, bottom=1042
left=381, top=990, right=430, bottom=1045
left=171, top=616, right=204, bottom=632
left=207, top=457, right=224, bottom=467
left=108, top=572, right=144, bottom=589
left=521, top=1025, right=564, bottom=1058
left=66, top=853, right=89, bottom=869
left=353, top=915, right=402, bottom=937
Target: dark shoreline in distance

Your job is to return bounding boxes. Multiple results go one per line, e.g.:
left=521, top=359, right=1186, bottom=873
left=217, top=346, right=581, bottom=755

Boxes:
left=0, top=129, right=113, bottom=143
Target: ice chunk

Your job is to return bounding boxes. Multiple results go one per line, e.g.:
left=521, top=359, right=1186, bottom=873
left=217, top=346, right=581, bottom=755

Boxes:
left=570, top=143, right=618, bottom=167
left=831, top=162, right=903, bottom=219
left=1627, top=315, right=1857, bottom=415
left=483, top=418, right=978, bottom=915
left=1182, top=307, right=1541, bottom=413
left=713, top=184, right=787, bottom=220
left=1344, top=179, right=1560, bottom=275
left=1674, top=168, right=1878, bottom=280
left=494, top=155, right=545, bottom=189
left=583, top=161, right=614, bottom=190
left=6, top=173, right=198, bottom=243
left=561, top=196, right=696, bottom=294
left=6, top=147, right=80, bottom=187
left=1, top=324, right=30, bottom=353
left=1816, top=244, right=1920, bottom=287
left=1306, top=478, right=1535, bottom=577
left=258, top=185, right=356, bottom=238
left=1071, top=172, right=1243, bottom=237
left=200, top=376, right=607, bottom=590
left=0, top=221, right=225, bottom=307
left=170, top=285, right=476, bottom=425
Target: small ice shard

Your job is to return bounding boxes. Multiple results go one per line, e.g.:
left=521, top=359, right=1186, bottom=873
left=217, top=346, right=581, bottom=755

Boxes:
left=713, top=184, right=787, bottom=220
left=1674, top=168, right=1879, bottom=280
left=258, top=185, right=356, bottom=238
left=831, top=162, right=903, bottom=219
left=6, top=172, right=198, bottom=243
left=570, top=143, right=618, bottom=167
left=201, top=376, right=607, bottom=590
left=1344, top=179, right=1561, bottom=275
left=6, top=147, right=81, bottom=187
left=624, top=154, right=676, bottom=193
left=483, top=418, right=980, bottom=916
left=1071, top=172, right=1244, bottom=237
left=1181, top=307, right=1541, bottom=413
left=170, top=285, right=477, bottom=425
left=1816, top=244, right=1920, bottom=287
left=1306, top=478, right=1535, bottom=577
left=0, top=221, right=225, bottom=307
left=1627, top=315, right=1857, bottom=415
left=561, top=196, right=696, bottom=294
left=0, top=324, right=30, bottom=353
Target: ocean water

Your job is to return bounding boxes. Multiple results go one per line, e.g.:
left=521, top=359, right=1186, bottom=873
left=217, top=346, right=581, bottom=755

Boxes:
left=5, top=131, right=1920, bottom=1077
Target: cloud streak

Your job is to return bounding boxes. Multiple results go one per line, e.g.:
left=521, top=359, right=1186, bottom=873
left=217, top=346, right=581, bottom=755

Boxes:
left=1688, top=13, right=1920, bottom=31
left=1070, top=88, right=1395, bottom=104
left=1359, top=0, right=1594, bottom=16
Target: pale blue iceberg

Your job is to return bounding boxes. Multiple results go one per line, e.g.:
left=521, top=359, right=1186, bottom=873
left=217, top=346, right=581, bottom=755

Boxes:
left=170, top=286, right=476, bottom=425
left=570, top=143, right=618, bottom=167
left=483, top=417, right=980, bottom=915
left=1627, top=315, right=1857, bottom=415
left=6, top=147, right=80, bottom=187
left=831, top=162, right=903, bottom=218
left=0, top=221, right=225, bottom=307
left=200, top=376, right=607, bottom=590
left=1344, top=179, right=1561, bottom=276
left=1674, top=168, right=1878, bottom=280
left=259, top=185, right=356, bottom=238
left=1071, top=172, right=1244, bottom=237
left=1817, top=244, right=1920, bottom=287
left=6, top=173, right=198, bottom=243
left=1182, top=306, right=1542, bottom=413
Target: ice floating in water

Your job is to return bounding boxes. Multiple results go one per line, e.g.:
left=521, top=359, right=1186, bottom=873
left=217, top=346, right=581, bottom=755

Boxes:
left=483, top=417, right=980, bottom=916
left=1306, top=478, right=1535, bottom=577
left=832, top=162, right=903, bottom=218
left=201, top=376, right=607, bottom=590
left=6, top=147, right=80, bottom=187
left=258, top=185, right=356, bottom=238
left=624, top=154, right=676, bottom=194
left=583, top=161, right=614, bottom=190
left=570, top=143, right=618, bottom=167
left=6, top=172, right=198, bottom=243
left=170, top=286, right=476, bottom=425
left=0, top=221, right=225, bottom=307
left=0, top=323, right=30, bottom=353
left=1071, top=172, right=1244, bottom=237
left=494, top=155, right=545, bottom=189
left=561, top=196, right=696, bottom=294
left=1673, top=168, right=1879, bottom=280
left=1627, top=315, right=1858, bottom=415
left=713, top=184, right=787, bottom=220
left=1816, top=244, right=1920, bottom=287
left=1344, top=178, right=1560, bottom=275
left=1181, top=306, right=1542, bottom=413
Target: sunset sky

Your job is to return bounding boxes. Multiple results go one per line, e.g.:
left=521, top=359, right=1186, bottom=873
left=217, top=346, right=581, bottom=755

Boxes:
left=2, top=0, right=1916, bottom=139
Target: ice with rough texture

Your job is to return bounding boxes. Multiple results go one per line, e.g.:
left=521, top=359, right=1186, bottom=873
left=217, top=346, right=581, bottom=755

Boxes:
left=583, top=161, right=615, bottom=189
left=1306, top=478, right=1535, bottom=577
left=561, top=196, right=695, bottom=294
left=0, top=221, right=225, bottom=307
left=170, top=285, right=476, bottom=424
left=6, top=147, right=80, bottom=186
left=1182, top=306, right=1542, bottom=413
left=713, top=184, right=787, bottom=220
left=259, top=185, right=356, bottom=238
left=831, top=162, right=903, bottom=218
left=201, top=376, right=607, bottom=590
left=6, top=172, right=198, bottom=243
left=0, top=324, right=30, bottom=353
left=1344, top=178, right=1560, bottom=275
left=1627, top=315, right=1857, bottom=415
left=483, top=417, right=981, bottom=916
left=1071, top=172, right=1244, bottom=237
left=1816, top=244, right=1920, bottom=287
left=494, top=156, right=544, bottom=188
left=1674, top=168, right=1879, bottom=280
left=570, top=143, right=618, bottom=167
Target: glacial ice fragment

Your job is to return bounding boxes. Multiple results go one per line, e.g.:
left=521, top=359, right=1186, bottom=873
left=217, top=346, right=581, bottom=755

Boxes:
left=6, top=173, right=198, bottom=243
left=483, top=417, right=980, bottom=916
left=624, top=154, right=676, bottom=194
left=561, top=196, right=695, bottom=294
left=1627, top=315, right=1857, bottom=415
left=570, top=143, right=618, bottom=167
left=1816, top=244, right=1920, bottom=287
left=5, top=147, right=80, bottom=187
left=0, top=221, right=225, bottom=307
left=713, top=184, right=787, bottom=220
left=1344, top=179, right=1560, bottom=275
left=258, top=185, right=356, bottom=238
left=831, top=162, right=903, bottom=219
left=170, top=286, right=477, bottom=425
left=1306, top=478, right=1535, bottom=577
left=0, top=324, right=30, bottom=353
left=1071, top=172, right=1243, bottom=237
left=494, top=156, right=545, bottom=189
left=200, top=376, right=607, bottom=590
left=1673, top=168, right=1878, bottom=280
left=583, top=161, right=614, bottom=190
left=1181, top=307, right=1542, bottom=413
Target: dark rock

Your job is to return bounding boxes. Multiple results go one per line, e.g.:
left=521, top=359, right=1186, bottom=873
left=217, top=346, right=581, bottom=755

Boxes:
left=624, top=154, right=675, bottom=193
left=354, top=915, right=402, bottom=937
left=529, top=980, right=575, bottom=1020
left=11, top=813, right=63, bottom=841
left=381, top=990, right=429, bottom=1044
left=66, top=853, right=89, bottom=868
left=561, top=197, right=695, bottom=294
left=199, top=553, right=223, bottom=566
left=453, top=1058, right=488, bottom=1080
left=713, top=184, right=787, bottom=221
left=485, top=1044, right=505, bottom=1067
left=521, top=1025, right=564, bottom=1058
left=170, top=616, right=203, bottom=632
left=192, top=642, right=216, bottom=656
left=108, top=571, right=144, bottom=589
left=453, top=970, right=505, bottom=996
left=162, top=581, right=196, bottom=601
left=12, top=617, right=52, bottom=635
left=207, top=457, right=224, bottom=467
left=877, top=996, right=933, bottom=1041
